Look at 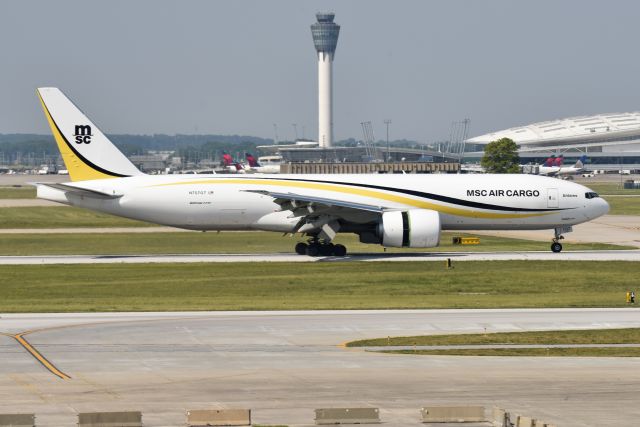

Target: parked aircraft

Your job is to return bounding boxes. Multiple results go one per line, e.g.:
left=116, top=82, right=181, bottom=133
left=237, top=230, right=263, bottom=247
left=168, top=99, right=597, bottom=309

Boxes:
left=221, top=152, right=246, bottom=174
left=539, top=155, right=587, bottom=177
left=245, top=153, right=281, bottom=174
left=35, top=88, right=609, bottom=255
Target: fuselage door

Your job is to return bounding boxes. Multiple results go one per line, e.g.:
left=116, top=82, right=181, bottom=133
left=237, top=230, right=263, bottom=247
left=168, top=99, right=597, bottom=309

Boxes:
left=547, top=188, right=559, bottom=208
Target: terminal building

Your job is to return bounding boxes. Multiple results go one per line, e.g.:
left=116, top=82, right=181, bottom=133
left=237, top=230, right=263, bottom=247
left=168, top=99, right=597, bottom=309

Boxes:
left=465, top=112, right=640, bottom=170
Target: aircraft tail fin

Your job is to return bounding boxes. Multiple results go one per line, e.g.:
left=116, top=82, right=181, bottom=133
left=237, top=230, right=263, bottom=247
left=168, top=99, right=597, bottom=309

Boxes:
left=222, top=152, right=233, bottom=166
left=575, top=155, right=588, bottom=169
left=245, top=152, right=260, bottom=167
left=36, top=87, right=143, bottom=182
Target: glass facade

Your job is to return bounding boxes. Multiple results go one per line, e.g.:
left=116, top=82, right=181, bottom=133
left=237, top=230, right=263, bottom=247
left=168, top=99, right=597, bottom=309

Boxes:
left=311, top=13, right=340, bottom=54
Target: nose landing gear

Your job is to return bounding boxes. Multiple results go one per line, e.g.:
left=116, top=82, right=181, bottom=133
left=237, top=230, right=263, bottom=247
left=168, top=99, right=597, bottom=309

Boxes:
left=294, top=238, right=347, bottom=257
left=551, top=227, right=566, bottom=253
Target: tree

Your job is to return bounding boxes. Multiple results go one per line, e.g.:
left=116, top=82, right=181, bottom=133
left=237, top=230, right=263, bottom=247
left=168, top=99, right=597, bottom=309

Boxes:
left=481, top=137, right=520, bottom=173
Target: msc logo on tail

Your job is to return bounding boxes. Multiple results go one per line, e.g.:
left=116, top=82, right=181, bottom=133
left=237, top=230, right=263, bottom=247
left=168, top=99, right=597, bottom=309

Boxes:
left=74, top=125, right=93, bottom=144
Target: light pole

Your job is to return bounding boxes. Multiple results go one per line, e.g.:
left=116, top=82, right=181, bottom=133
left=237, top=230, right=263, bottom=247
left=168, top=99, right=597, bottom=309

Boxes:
left=384, top=119, right=392, bottom=162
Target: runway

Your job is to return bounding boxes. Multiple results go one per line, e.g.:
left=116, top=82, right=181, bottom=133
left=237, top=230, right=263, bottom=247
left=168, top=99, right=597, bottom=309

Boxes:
left=1, top=249, right=639, bottom=264
left=1, top=309, right=639, bottom=426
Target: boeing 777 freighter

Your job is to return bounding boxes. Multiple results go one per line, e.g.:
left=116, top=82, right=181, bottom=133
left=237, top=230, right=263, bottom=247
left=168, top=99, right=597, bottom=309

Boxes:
left=34, top=88, right=609, bottom=256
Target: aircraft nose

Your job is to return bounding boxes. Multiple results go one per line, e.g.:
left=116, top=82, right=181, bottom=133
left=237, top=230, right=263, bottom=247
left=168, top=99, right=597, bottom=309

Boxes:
left=597, top=197, right=610, bottom=217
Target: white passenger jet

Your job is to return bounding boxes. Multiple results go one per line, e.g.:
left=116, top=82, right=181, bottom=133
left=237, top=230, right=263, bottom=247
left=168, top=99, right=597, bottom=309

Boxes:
left=538, top=155, right=587, bottom=177
left=35, top=88, right=609, bottom=255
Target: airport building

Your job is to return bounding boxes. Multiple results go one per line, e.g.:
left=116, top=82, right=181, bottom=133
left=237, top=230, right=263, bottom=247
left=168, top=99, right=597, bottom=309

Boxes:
left=465, top=112, right=640, bottom=170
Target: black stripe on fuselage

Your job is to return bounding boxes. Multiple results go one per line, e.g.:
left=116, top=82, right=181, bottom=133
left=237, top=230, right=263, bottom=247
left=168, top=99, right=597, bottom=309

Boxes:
left=41, top=100, right=129, bottom=178
left=230, top=176, right=567, bottom=213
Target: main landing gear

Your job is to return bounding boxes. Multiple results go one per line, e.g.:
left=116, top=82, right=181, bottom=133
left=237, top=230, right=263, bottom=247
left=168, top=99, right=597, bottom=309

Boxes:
left=295, top=238, right=347, bottom=257
left=551, top=227, right=564, bottom=253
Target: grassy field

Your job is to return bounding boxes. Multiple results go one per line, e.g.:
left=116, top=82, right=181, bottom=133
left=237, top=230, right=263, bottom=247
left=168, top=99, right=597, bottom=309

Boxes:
left=602, top=196, right=640, bottom=215
left=347, top=328, right=640, bottom=346
left=582, top=182, right=640, bottom=195
left=0, top=231, right=629, bottom=256
left=348, top=329, right=640, bottom=357
left=0, top=206, right=153, bottom=228
left=0, top=186, right=36, bottom=199
left=388, top=348, right=640, bottom=356
left=0, top=261, right=638, bottom=312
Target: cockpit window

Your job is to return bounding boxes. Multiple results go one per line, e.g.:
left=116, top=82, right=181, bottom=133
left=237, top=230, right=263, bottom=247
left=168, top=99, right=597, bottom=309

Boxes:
left=585, top=192, right=599, bottom=199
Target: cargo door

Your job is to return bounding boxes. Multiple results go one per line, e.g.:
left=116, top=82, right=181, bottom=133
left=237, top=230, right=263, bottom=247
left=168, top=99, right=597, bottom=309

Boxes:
left=547, top=188, right=559, bottom=208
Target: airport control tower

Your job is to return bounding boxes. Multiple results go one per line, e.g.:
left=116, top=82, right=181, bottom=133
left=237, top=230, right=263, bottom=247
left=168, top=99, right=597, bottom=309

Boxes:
left=311, top=12, right=340, bottom=148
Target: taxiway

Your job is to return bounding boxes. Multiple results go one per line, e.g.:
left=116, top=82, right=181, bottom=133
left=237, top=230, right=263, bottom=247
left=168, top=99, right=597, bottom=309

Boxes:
left=1, top=309, right=639, bottom=426
left=0, top=249, right=638, bottom=265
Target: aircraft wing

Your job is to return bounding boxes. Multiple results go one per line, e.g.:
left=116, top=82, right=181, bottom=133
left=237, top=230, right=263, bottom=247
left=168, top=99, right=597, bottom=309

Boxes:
left=246, top=190, right=385, bottom=218
left=246, top=189, right=387, bottom=235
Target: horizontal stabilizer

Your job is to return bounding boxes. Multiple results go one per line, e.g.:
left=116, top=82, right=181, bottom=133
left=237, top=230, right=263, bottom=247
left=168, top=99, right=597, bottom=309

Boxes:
left=34, top=182, right=123, bottom=199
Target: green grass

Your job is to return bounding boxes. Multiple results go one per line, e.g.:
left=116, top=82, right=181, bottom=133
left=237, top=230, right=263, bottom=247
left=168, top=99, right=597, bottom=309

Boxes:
left=387, top=348, right=640, bottom=357
left=582, top=182, right=640, bottom=196
left=0, top=206, right=153, bottom=228
left=0, top=231, right=629, bottom=256
left=603, top=196, right=640, bottom=215
left=1, top=261, right=639, bottom=312
left=347, top=328, right=640, bottom=347
left=0, top=186, right=36, bottom=199
left=349, top=328, right=640, bottom=357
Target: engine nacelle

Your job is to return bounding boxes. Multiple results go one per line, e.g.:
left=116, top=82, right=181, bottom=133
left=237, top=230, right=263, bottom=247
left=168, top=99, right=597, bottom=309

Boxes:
left=379, top=209, right=440, bottom=248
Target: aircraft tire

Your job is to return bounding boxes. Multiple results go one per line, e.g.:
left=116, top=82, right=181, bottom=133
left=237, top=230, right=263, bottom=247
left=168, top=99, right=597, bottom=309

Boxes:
left=306, top=244, right=320, bottom=256
left=333, top=244, right=347, bottom=257
left=319, top=243, right=335, bottom=256
left=295, top=242, right=308, bottom=255
left=551, top=242, right=563, bottom=253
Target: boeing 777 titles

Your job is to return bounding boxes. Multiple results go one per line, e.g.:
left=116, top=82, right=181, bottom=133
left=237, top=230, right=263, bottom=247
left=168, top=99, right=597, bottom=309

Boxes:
left=35, top=88, right=609, bottom=256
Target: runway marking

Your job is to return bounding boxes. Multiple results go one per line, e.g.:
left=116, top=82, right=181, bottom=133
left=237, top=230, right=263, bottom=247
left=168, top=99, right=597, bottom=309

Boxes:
left=9, top=332, right=71, bottom=380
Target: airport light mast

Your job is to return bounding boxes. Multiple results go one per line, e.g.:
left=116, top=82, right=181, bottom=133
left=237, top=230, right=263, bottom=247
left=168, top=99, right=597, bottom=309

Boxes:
left=311, top=12, right=340, bottom=148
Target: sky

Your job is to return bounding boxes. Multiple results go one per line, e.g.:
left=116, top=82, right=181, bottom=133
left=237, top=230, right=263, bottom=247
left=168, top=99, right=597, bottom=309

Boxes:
left=2, top=0, right=640, bottom=143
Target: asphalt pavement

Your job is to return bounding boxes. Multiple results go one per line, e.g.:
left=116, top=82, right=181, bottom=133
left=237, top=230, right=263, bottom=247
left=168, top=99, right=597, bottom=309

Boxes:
left=1, top=309, right=639, bottom=426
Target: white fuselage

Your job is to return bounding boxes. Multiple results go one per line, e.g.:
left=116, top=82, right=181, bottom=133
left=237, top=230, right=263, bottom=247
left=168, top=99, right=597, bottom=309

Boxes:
left=539, top=165, right=584, bottom=176
left=37, top=173, right=609, bottom=234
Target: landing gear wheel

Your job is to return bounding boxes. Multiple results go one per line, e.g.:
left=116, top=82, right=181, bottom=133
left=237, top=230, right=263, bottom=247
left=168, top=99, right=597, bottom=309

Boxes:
left=551, top=242, right=563, bottom=253
left=295, top=242, right=308, bottom=255
left=319, top=244, right=334, bottom=256
left=333, top=244, right=347, bottom=257
left=306, top=244, right=320, bottom=256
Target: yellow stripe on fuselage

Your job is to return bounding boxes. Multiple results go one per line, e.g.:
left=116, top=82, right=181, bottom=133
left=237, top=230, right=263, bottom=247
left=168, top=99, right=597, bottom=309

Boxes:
left=150, top=178, right=554, bottom=219
left=37, top=91, right=113, bottom=182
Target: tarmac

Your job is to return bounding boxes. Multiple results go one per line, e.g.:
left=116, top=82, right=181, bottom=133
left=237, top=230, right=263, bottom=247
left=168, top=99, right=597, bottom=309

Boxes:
left=1, top=309, right=639, bottom=426
left=472, top=215, right=640, bottom=248
left=1, top=249, right=639, bottom=264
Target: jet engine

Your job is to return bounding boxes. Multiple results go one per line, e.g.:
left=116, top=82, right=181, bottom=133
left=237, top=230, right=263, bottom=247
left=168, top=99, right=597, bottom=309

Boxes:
left=378, top=209, right=440, bottom=248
